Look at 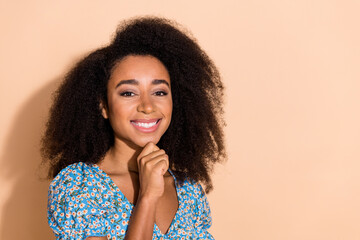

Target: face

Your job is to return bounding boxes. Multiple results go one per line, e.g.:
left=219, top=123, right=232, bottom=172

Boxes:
left=102, top=55, right=172, bottom=148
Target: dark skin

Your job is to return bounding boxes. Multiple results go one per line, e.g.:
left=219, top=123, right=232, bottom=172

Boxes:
left=87, top=148, right=178, bottom=239
left=98, top=146, right=178, bottom=234
left=87, top=55, right=178, bottom=239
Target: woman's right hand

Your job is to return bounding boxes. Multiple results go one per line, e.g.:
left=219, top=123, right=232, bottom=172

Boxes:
left=136, top=142, right=169, bottom=203
left=122, top=142, right=169, bottom=240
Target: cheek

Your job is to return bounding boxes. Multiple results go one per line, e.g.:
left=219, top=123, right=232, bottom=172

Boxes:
left=166, top=100, right=173, bottom=128
left=164, top=99, right=173, bottom=117
left=108, top=101, right=131, bottom=121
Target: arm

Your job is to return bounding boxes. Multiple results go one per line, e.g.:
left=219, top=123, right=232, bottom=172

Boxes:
left=124, top=142, right=169, bottom=240
left=85, top=197, right=157, bottom=240
left=85, top=143, right=167, bottom=240
left=123, top=196, right=157, bottom=239
left=86, top=195, right=158, bottom=240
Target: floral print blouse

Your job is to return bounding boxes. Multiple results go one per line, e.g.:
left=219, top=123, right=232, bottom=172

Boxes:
left=48, top=162, right=214, bottom=239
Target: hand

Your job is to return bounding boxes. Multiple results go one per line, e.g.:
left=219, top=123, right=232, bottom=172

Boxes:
left=136, top=142, right=169, bottom=202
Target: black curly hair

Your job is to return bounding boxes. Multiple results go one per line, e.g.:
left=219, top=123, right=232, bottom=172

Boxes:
left=41, top=16, right=226, bottom=192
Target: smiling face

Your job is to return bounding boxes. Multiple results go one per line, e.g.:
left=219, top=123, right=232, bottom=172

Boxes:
left=102, top=55, right=173, bottom=149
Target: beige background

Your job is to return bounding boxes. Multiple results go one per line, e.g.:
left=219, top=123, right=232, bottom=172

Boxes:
left=1, top=0, right=360, bottom=239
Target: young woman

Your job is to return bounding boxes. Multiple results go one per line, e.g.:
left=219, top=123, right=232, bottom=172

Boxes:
left=42, top=17, right=226, bottom=240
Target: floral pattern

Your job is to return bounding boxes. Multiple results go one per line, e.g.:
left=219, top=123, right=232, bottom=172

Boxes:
left=48, top=162, right=214, bottom=239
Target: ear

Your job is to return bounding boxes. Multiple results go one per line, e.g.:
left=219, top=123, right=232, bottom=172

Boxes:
left=99, top=101, right=109, bottom=119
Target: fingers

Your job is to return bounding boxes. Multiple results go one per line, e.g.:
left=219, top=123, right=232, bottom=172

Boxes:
left=154, top=158, right=169, bottom=175
left=139, top=151, right=169, bottom=175
left=137, top=142, right=159, bottom=163
left=136, top=142, right=168, bottom=200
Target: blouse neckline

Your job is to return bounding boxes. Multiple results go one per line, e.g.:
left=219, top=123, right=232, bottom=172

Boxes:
left=90, top=163, right=182, bottom=236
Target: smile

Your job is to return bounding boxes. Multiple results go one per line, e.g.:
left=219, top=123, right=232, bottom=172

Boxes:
left=130, top=119, right=161, bottom=132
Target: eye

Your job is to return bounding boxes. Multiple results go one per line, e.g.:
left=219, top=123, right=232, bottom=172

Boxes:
left=120, top=91, right=135, bottom=97
left=154, top=91, right=168, bottom=96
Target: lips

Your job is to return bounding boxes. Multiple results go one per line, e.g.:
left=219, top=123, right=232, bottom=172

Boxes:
left=130, top=118, right=161, bottom=133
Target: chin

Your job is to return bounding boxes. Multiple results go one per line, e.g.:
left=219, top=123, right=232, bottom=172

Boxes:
left=133, top=136, right=161, bottom=148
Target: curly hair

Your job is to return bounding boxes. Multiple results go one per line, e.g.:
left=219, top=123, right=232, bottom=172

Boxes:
left=41, top=17, right=226, bottom=192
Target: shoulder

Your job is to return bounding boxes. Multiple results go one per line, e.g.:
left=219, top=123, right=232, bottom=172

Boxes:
left=176, top=177, right=209, bottom=211
left=48, top=162, right=106, bottom=204
left=175, top=178, right=213, bottom=231
left=50, top=162, right=95, bottom=189
left=47, top=162, right=112, bottom=238
left=180, top=178, right=206, bottom=197
left=170, top=170, right=204, bottom=197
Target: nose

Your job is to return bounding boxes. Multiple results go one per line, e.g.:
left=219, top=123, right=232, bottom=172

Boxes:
left=137, top=94, right=155, bottom=114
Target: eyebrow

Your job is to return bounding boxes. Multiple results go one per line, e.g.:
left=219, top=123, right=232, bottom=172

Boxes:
left=115, top=79, right=170, bottom=88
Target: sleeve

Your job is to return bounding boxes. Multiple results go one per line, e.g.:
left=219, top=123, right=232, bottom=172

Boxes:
left=193, top=183, right=215, bottom=239
left=47, top=169, right=109, bottom=240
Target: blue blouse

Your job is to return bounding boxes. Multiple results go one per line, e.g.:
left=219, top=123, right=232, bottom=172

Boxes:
left=48, top=162, right=214, bottom=239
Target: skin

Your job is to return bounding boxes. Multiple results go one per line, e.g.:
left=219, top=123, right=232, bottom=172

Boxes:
left=88, top=55, right=178, bottom=240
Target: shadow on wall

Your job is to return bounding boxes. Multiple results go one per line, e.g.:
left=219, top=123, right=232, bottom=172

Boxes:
left=0, top=79, right=60, bottom=240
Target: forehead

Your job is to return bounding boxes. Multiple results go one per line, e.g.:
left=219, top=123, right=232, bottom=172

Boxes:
left=109, top=55, right=170, bottom=84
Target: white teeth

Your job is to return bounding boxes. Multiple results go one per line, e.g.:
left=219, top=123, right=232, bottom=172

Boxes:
left=133, top=121, right=157, bottom=128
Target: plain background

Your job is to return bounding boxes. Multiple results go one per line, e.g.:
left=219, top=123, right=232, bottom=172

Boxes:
left=1, top=1, right=360, bottom=239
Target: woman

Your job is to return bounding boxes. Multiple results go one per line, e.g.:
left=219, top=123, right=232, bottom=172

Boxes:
left=43, top=17, right=226, bottom=240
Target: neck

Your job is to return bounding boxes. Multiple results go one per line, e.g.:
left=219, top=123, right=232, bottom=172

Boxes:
left=100, top=139, right=142, bottom=174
